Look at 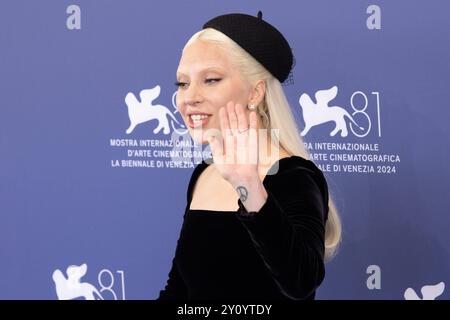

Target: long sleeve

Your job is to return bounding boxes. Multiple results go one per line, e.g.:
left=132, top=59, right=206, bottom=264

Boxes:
left=157, top=256, right=188, bottom=300
left=235, top=166, right=328, bottom=300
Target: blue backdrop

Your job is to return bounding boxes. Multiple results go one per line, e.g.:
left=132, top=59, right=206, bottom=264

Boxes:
left=1, top=0, right=449, bottom=299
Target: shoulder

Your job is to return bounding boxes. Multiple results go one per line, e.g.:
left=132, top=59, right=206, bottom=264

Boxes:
left=279, top=155, right=321, bottom=173
left=265, top=156, right=329, bottom=210
left=268, top=156, right=325, bottom=182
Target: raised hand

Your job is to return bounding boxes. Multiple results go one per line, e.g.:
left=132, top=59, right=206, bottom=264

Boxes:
left=207, top=101, right=259, bottom=187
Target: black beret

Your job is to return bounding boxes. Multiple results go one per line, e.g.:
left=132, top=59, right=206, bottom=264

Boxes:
left=203, top=11, right=293, bottom=83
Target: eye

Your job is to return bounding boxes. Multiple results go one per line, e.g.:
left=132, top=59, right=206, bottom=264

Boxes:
left=175, top=81, right=188, bottom=89
left=205, top=78, right=221, bottom=84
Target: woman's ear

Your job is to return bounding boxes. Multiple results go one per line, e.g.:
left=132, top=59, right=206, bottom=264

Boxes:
left=248, top=80, right=266, bottom=107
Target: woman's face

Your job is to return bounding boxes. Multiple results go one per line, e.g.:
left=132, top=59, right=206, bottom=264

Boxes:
left=176, top=40, right=252, bottom=144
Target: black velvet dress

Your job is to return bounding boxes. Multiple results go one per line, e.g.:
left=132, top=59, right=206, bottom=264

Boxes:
left=158, top=156, right=329, bottom=300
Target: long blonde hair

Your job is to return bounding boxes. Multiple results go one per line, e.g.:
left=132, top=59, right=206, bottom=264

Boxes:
left=184, top=28, right=341, bottom=259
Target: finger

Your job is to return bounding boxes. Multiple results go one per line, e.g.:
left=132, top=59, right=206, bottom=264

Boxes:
left=219, top=106, right=232, bottom=140
left=207, top=135, right=224, bottom=165
left=249, top=111, right=259, bottom=165
left=249, top=109, right=258, bottom=130
left=227, top=101, right=238, bottom=136
left=224, top=125, right=236, bottom=165
left=236, top=130, right=247, bottom=165
left=235, top=103, right=249, bottom=133
left=235, top=104, right=248, bottom=164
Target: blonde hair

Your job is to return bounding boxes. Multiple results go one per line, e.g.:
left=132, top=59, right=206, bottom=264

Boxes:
left=184, top=28, right=341, bottom=260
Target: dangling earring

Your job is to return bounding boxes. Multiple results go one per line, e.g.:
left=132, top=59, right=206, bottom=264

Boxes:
left=248, top=103, right=256, bottom=111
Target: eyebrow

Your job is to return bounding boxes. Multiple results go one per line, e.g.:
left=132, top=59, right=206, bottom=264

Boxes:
left=176, top=66, right=225, bottom=77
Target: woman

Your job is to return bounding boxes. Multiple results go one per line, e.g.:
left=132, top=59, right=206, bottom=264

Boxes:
left=158, top=12, right=341, bottom=300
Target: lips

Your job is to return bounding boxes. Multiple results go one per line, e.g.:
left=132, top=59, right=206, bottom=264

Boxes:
left=187, top=113, right=212, bottom=128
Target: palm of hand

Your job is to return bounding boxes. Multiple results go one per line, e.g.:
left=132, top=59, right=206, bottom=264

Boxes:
left=207, top=102, right=259, bottom=185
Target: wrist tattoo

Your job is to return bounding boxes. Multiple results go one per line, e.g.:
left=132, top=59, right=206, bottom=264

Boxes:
left=236, top=186, right=248, bottom=202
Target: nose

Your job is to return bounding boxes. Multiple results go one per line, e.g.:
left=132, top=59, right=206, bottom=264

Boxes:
left=182, top=83, right=204, bottom=107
